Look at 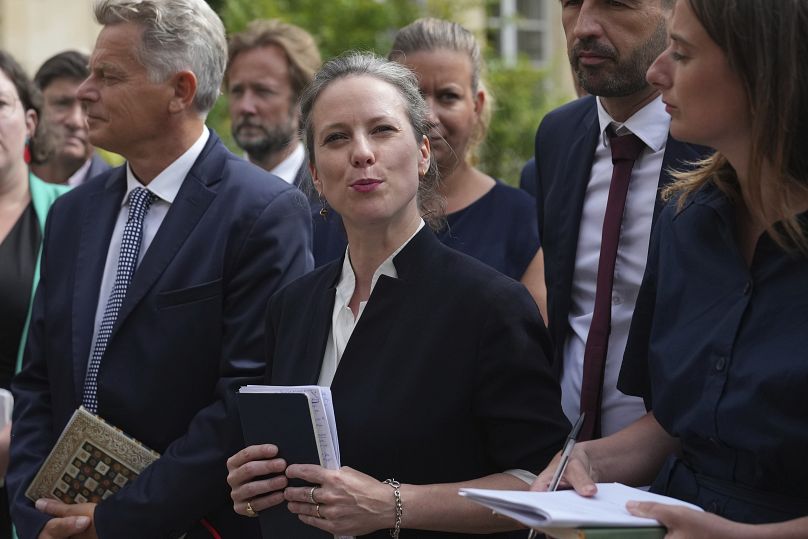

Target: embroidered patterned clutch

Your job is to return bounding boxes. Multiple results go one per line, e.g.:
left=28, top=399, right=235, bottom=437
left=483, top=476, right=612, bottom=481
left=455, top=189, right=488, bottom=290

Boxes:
left=25, top=406, right=160, bottom=504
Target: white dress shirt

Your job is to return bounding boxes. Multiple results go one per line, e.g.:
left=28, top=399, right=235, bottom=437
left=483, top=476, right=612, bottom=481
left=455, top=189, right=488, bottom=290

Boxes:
left=561, top=96, right=670, bottom=437
left=66, top=157, right=93, bottom=187
left=317, top=220, right=425, bottom=387
left=87, top=128, right=210, bottom=371
left=268, top=142, right=306, bottom=185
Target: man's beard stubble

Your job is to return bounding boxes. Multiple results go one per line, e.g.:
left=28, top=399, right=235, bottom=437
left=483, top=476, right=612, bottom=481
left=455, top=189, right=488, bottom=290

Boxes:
left=572, top=19, right=668, bottom=98
left=232, top=117, right=296, bottom=162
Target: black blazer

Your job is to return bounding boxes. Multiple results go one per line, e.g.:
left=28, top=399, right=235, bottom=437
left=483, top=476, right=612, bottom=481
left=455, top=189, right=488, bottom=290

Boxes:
left=264, top=228, right=570, bottom=538
left=8, top=132, right=314, bottom=539
left=534, top=96, right=710, bottom=373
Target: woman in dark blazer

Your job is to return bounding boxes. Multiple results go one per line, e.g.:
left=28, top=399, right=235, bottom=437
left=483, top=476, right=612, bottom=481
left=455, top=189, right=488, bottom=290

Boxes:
left=226, top=52, right=569, bottom=538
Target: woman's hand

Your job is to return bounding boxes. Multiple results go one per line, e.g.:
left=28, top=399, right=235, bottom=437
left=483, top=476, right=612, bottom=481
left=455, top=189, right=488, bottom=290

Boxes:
left=626, top=502, right=751, bottom=539
left=530, top=442, right=598, bottom=496
left=226, top=444, right=289, bottom=517
left=284, top=464, right=396, bottom=536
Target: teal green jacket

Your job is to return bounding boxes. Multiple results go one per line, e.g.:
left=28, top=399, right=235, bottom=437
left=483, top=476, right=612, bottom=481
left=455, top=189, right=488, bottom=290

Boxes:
left=15, top=174, right=70, bottom=372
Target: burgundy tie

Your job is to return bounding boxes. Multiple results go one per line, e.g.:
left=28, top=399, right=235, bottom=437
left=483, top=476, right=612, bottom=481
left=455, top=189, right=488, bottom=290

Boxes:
left=578, top=128, right=645, bottom=441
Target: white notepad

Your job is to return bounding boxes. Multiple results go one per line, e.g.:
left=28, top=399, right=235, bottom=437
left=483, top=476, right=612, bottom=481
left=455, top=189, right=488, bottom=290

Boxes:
left=460, top=483, right=703, bottom=528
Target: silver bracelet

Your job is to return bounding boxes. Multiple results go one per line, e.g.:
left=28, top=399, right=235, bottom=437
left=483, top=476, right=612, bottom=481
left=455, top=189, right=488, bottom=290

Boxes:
left=382, top=479, right=403, bottom=538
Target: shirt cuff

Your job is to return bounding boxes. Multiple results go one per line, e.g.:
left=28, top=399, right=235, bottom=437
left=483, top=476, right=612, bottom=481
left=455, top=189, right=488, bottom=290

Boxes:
left=504, top=468, right=537, bottom=485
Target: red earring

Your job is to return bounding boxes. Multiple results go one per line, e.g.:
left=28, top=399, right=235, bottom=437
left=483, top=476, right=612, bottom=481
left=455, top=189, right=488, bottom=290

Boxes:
left=24, top=137, right=31, bottom=164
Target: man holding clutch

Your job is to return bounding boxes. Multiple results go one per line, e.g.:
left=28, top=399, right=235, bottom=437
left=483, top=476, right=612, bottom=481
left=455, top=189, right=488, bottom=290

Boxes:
left=7, top=1, right=313, bottom=538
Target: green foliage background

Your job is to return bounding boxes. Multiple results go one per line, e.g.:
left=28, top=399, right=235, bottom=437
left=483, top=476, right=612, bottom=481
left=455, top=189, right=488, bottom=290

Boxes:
left=205, top=0, right=571, bottom=186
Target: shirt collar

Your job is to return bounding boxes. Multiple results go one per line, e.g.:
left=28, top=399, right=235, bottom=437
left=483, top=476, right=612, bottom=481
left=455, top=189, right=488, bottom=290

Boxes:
left=334, top=219, right=425, bottom=308
left=123, top=126, right=210, bottom=205
left=596, top=95, right=670, bottom=153
left=66, top=157, right=93, bottom=186
left=269, top=142, right=306, bottom=185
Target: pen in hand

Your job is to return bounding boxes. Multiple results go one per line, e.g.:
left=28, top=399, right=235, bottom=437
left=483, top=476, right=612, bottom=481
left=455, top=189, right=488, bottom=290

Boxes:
left=527, top=412, right=585, bottom=539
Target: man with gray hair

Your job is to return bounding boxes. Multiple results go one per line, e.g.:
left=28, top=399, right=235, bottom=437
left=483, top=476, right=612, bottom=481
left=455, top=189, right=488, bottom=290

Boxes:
left=7, top=1, right=312, bottom=538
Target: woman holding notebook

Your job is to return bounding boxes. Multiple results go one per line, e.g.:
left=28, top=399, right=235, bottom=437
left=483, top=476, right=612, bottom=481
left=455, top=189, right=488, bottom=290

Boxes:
left=225, top=52, right=569, bottom=538
left=533, top=0, right=808, bottom=536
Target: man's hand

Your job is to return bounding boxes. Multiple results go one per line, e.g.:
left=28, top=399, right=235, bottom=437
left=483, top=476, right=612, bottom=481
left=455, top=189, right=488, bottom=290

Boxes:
left=36, top=499, right=97, bottom=539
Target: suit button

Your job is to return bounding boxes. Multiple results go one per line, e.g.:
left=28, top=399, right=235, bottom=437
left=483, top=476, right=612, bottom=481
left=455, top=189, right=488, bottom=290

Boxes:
left=715, top=356, right=727, bottom=371
left=743, top=280, right=753, bottom=295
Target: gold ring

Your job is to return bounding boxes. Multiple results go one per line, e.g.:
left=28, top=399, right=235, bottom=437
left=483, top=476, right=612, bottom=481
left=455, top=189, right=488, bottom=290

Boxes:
left=245, top=501, right=258, bottom=518
left=315, top=503, right=322, bottom=519
left=309, top=485, right=318, bottom=504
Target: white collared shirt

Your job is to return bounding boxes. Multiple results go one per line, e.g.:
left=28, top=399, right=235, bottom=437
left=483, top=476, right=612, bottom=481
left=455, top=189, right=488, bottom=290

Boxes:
left=87, top=127, right=210, bottom=371
left=561, top=96, right=670, bottom=437
left=317, top=220, right=425, bottom=387
left=268, top=142, right=305, bottom=185
left=67, top=157, right=93, bottom=187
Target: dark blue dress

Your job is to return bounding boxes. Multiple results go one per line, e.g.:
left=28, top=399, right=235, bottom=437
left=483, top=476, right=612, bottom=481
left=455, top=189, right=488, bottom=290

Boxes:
left=619, top=183, right=808, bottom=524
left=437, top=181, right=539, bottom=280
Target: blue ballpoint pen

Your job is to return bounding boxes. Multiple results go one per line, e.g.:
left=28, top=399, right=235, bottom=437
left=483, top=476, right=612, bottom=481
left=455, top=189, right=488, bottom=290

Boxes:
left=527, top=412, right=586, bottom=539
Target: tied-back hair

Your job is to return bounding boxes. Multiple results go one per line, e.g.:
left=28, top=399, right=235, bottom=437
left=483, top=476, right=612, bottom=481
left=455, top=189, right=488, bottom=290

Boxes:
left=0, top=50, right=52, bottom=165
left=299, top=51, right=444, bottom=229
left=663, top=0, right=808, bottom=253
left=93, top=0, right=227, bottom=116
left=388, top=18, right=492, bottom=164
left=226, top=19, right=321, bottom=103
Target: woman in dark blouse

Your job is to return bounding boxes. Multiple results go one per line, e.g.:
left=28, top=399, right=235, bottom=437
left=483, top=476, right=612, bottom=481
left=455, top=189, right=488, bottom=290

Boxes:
left=226, top=52, right=568, bottom=538
left=0, top=50, right=67, bottom=539
left=531, top=0, right=808, bottom=536
left=388, top=19, right=546, bottom=317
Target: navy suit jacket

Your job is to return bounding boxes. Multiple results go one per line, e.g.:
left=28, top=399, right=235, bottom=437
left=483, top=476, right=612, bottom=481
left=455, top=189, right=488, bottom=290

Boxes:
left=8, top=132, right=313, bottom=538
left=264, top=228, right=569, bottom=538
left=84, top=153, right=112, bottom=183
left=535, top=96, right=709, bottom=374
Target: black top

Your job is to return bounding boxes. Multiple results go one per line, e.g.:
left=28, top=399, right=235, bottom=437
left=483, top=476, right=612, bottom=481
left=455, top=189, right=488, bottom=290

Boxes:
left=620, top=183, right=808, bottom=523
left=438, top=181, right=539, bottom=280
left=265, top=228, right=570, bottom=538
left=0, top=202, right=40, bottom=389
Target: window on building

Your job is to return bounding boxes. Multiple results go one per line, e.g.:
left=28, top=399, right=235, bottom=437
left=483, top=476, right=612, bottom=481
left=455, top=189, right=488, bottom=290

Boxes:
left=488, top=0, right=549, bottom=66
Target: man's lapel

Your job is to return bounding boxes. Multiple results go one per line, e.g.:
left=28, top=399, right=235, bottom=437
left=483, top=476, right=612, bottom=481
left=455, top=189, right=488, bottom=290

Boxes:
left=72, top=169, right=127, bottom=398
left=110, top=135, right=223, bottom=339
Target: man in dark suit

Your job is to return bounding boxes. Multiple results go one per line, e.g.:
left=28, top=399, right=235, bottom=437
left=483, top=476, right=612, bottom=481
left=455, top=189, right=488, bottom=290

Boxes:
left=535, top=0, right=707, bottom=441
left=30, top=51, right=111, bottom=186
left=7, top=1, right=312, bottom=538
left=225, top=19, right=346, bottom=267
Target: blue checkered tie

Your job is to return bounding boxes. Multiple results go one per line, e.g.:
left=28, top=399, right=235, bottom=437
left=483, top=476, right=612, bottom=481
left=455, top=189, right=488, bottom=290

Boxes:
left=83, top=187, right=156, bottom=414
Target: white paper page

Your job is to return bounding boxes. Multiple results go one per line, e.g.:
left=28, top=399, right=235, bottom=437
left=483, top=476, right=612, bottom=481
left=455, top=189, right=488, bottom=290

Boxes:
left=460, top=483, right=702, bottom=528
left=317, top=387, right=341, bottom=464
left=239, top=385, right=340, bottom=469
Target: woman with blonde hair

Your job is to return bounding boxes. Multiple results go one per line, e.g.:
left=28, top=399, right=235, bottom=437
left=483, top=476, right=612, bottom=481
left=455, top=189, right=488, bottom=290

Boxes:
left=389, top=18, right=547, bottom=316
left=226, top=52, right=568, bottom=538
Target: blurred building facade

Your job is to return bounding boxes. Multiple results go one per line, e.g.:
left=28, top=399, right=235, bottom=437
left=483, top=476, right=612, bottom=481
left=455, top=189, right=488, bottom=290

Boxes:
left=0, top=0, right=101, bottom=75
left=1, top=0, right=573, bottom=95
